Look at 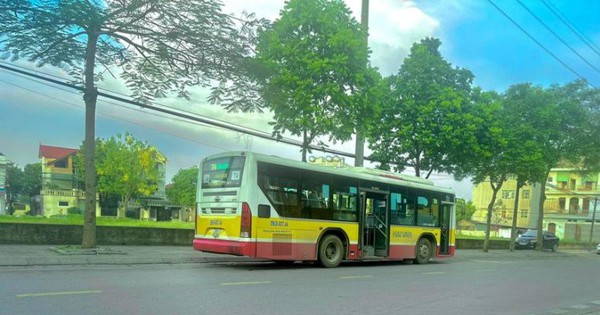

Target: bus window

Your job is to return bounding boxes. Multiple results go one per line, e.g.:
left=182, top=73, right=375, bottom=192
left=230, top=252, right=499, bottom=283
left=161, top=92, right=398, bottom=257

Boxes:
left=431, top=198, right=440, bottom=227
left=201, top=156, right=245, bottom=189
left=390, top=192, right=402, bottom=225
left=301, top=172, right=331, bottom=220
left=417, top=195, right=437, bottom=227
left=258, top=163, right=300, bottom=217
left=331, top=177, right=358, bottom=222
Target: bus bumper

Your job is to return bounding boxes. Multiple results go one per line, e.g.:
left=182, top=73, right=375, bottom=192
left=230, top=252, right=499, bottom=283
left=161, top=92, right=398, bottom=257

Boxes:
left=193, top=238, right=255, bottom=257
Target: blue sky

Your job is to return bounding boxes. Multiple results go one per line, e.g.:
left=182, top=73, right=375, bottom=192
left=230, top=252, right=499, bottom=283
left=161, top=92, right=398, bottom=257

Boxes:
left=1, top=0, right=599, bottom=200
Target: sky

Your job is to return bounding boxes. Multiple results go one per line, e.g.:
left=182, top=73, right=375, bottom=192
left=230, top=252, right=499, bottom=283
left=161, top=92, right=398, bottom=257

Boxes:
left=1, top=0, right=600, bottom=200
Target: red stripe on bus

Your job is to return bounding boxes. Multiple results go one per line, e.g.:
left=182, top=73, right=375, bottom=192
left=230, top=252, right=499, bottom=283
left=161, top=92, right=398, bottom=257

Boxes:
left=194, top=239, right=455, bottom=261
left=193, top=238, right=256, bottom=257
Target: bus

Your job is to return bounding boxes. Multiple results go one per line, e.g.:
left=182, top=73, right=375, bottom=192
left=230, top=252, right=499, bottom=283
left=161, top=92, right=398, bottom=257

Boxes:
left=193, top=151, right=455, bottom=268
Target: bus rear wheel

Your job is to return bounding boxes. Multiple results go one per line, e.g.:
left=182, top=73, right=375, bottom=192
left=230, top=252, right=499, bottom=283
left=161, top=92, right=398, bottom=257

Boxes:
left=318, top=235, right=343, bottom=268
left=415, top=238, right=432, bottom=264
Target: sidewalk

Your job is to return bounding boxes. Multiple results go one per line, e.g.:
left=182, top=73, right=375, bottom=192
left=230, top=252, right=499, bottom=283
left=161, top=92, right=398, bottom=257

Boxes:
left=0, top=245, right=595, bottom=267
left=0, top=245, right=259, bottom=267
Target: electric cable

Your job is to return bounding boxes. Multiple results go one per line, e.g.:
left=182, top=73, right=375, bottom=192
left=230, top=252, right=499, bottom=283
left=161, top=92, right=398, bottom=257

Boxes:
left=516, top=0, right=600, bottom=76
left=486, top=0, right=596, bottom=88
left=540, top=0, right=600, bottom=59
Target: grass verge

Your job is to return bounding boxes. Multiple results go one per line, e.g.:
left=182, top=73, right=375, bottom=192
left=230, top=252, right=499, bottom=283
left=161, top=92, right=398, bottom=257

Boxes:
left=0, top=215, right=194, bottom=229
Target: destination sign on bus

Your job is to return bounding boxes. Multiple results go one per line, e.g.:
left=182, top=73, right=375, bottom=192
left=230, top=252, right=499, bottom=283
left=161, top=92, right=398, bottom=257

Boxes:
left=210, top=163, right=229, bottom=171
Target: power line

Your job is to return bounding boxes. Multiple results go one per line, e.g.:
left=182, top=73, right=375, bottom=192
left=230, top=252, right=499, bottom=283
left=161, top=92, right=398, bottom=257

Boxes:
left=540, top=0, right=600, bottom=59
left=0, top=77, right=234, bottom=152
left=486, top=0, right=596, bottom=88
left=516, top=0, right=600, bottom=76
left=0, top=61, right=365, bottom=160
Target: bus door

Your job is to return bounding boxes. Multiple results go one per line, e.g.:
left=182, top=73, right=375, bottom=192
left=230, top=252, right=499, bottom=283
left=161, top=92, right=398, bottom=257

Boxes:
left=359, top=190, right=389, bottom=257
left=440, top=202, right=453, bottom=255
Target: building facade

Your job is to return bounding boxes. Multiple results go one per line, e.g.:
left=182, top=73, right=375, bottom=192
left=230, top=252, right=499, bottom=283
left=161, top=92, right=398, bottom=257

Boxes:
left=39, top=144, right=100, bottom=217
left=471, top=168, right=600, bottom=241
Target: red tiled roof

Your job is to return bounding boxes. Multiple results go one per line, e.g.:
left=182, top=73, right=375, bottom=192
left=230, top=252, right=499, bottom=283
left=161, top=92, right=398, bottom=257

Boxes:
left=39, top=144, right=78, bottom=159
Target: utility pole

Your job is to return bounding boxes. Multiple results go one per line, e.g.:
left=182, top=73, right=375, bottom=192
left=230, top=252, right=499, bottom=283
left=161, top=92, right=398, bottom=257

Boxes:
left=588, top=196, right=598, bottom=250
left=354, top=0, right=369, bottom=167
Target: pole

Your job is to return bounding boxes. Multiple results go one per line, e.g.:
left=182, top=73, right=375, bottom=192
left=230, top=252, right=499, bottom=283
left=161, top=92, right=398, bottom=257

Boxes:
left=354, top=0, right=369, bottom=167
left=588, top=196, right=598, bottom=250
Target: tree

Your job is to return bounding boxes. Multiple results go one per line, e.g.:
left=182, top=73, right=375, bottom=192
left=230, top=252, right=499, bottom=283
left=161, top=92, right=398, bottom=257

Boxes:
left=368, top=38, right=478, bottom=178
left=530, top=81, right=596, bottom=250
left=455, top=199, right=477, bottom=223
left=76, top=133, right=163, bottom=219
left=501, top=84, right=550, bottom=251
left=255, top=0, right=373, bottom=161
left=21, top=163, right=42, bottom=198
left=461, top=90, right=511, bottom=252
left=6, top=163, right=24, bottom=213
left=6, top=163, right=41, bottom=215
left=166, top=166, right=199, bottom=210
left=1, top=0, right=256, bottom=247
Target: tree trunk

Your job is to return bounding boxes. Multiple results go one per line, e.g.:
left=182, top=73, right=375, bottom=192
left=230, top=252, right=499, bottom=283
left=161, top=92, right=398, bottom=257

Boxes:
left=536, top=170, right=550, bottom=251
left=483, top=179, right=503, bottom=252
left=81, top=33, right=99, bottom=249
left=301, top=128, right=308, bottom=162
left=509, top=180, right=523, bottom=252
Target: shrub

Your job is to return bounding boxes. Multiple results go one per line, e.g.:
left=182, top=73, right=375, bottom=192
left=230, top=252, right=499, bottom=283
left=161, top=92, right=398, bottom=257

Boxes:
left=67, top=206, right=82, bottom=215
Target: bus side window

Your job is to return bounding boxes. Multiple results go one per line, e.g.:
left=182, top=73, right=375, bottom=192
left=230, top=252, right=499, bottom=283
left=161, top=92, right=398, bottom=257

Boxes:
left=417, top=195, right=435, bottom=227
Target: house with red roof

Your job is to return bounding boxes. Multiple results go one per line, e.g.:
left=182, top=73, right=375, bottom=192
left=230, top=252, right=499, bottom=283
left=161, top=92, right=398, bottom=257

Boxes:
left=39, top=144, right=99, bottom=217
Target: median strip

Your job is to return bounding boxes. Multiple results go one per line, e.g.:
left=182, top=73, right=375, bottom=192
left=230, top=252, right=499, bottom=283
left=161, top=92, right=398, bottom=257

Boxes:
left=17, top=290, right=102, bottom=298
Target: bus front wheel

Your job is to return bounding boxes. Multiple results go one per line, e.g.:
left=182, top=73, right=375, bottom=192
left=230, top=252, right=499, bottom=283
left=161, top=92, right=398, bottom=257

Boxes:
left=415, top=238, right=432, bottom=264
left=318, top=235, right=343, bottom=268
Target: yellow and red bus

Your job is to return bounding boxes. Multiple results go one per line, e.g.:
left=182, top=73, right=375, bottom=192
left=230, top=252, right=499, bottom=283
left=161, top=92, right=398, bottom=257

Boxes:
left=193, top=151, right=455, bottom=268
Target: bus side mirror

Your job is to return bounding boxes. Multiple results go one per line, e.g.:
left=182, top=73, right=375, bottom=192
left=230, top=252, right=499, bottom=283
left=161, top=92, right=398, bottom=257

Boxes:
left=258, top=204, right=271, bottom=218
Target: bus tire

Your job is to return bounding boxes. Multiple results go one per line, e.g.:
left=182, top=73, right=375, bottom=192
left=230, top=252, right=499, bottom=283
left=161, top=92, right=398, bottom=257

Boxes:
left=415, top=238, right=432, bottom=265
left=318, top=234, right=344, bottom=268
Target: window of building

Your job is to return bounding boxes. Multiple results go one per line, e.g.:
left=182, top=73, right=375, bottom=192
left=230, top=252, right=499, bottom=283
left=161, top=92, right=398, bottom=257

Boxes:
left=522, top=190, right=530, bottom=199
left=58, top=201, right=69, bottom=207
left=547, top=177, right=553, bottom=182
left=54, top=159, right=67, bottom=168
left=520, top=209, right=528, bottom=218
left=501, top=190, right=515, bottom=199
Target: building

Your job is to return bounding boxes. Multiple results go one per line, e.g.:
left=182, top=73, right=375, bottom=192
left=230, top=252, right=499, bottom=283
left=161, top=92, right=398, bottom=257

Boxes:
left=39, top=144, right=99, bottom=217
left=471, top=168, right=600, bottom=241
left=0, top=153, right=8, bottom=215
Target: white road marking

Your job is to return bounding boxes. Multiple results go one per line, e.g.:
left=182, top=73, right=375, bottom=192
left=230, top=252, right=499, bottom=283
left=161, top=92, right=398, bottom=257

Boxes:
left=220, top=281, right=271, bottom=286
left=17, top=290, right=102, bottom=298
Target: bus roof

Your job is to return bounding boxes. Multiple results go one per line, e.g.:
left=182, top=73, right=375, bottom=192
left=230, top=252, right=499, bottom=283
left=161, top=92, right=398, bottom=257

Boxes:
left=203, top=151, right=455, bottom=195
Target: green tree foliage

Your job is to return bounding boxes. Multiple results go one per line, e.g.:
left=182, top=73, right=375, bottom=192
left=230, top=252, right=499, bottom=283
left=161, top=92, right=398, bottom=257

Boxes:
left=530, top=81, right=597, bottom=249
left=76, top=133, right=163, bottom=219
left=455, top=199, right=477, bottom=223
left=368, top=38, right=478, bottom=178
left=166, top=166, right=199, bottom=209
left=21, top=163, right=42, bottom=198
left=501, top=84, right=552, bottom=251
left=6, top=163, right=41, bottom=214
left=0, top=0, right=257, bottom=248
left=6, top=163, right=24, bottom=203
left=255, top=0, right=374, bottom=161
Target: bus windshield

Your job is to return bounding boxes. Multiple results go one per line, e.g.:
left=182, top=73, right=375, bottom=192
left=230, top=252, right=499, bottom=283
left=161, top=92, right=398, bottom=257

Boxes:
left=201, top=156, right=245, bottom=189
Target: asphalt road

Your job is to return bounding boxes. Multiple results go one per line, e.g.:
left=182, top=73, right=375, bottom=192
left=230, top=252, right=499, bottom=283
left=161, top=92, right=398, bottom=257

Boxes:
left=1, top=251, right=599, bottom=315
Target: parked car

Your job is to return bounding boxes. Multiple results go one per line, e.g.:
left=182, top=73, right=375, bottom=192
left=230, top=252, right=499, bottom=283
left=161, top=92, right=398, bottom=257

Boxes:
left=596, top=243, right=600, bottom=255
left=515, top=229, right=559, bottom=251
